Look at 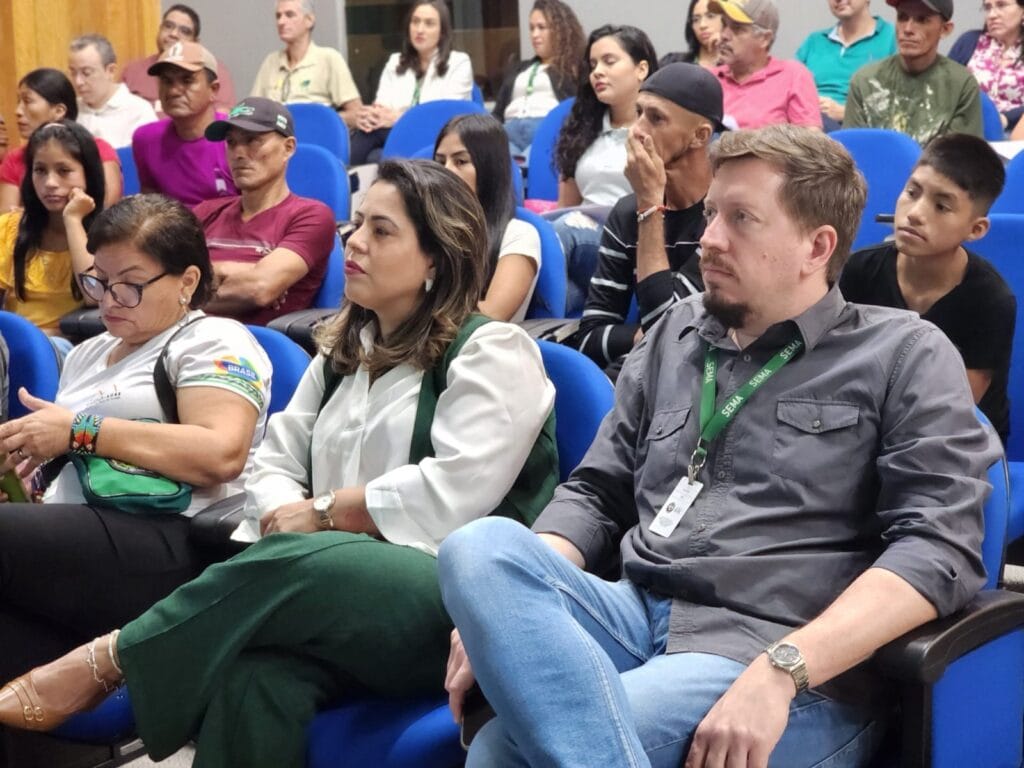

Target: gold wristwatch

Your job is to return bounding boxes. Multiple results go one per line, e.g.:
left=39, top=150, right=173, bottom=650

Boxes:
left=313, top=491, right=336, bottom=529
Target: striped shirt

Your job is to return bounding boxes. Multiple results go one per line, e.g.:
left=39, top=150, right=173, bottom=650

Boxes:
left=571, top=193, right=705, bottom=371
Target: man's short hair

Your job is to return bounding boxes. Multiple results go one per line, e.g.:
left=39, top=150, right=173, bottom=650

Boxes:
left=164, top=4, right=202, bottom=38
left=709, top=125, right=867, bottom=284
left=69, top=34, right=116, bottom=67
left=916, top=133, right=1006, bottom=214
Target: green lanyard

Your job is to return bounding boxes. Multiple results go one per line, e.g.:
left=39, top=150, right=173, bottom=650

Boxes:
left=688, top=338, right=804, bottom=482
left=525, top=61, right=541, bottom=97
left=411, top=76, right=424, bottom=106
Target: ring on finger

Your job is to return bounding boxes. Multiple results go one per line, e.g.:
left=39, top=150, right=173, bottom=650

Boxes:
left=16, top=448, right=27, bottom=459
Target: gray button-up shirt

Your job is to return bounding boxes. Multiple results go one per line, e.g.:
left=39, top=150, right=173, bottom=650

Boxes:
left=534, top=286, right=1001, bottom=703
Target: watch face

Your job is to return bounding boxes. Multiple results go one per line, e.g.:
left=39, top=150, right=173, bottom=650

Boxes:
left=314, top=494, right=331, bottom=512
left=772, top=643, right=801, bottom=666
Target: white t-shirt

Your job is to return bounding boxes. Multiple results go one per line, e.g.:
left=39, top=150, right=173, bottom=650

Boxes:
left=504, top=63, right=560, bottom=120
left=574, top=112, right=631, bottom=207
left=374, top=50, right=474, bottom=109
left=77, top=83, right=159, bottom=149
left=240, top=321, right=554, bottom=553
left=45, top=311, right=273, bottom=515
left=499, top=217, right=541, bottom=323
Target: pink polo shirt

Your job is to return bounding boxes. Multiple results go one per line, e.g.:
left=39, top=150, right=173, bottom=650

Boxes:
left=715, top=58, right=822, bottom=130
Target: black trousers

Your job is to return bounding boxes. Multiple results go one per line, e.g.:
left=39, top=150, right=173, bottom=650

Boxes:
left=349, top=127, right=391, bottom=165
left=0, top=503, right=204, bottom=680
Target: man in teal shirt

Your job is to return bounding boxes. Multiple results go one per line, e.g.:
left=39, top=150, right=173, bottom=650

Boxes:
left=796, top=0, right=896, bottom=130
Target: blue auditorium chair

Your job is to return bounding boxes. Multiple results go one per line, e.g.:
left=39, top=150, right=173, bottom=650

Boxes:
left=830, top=128, right=921, bottom=250
left=525, top=97, right=574, bottom=202
left=381, top=100, right=486, bottom=160
left=980, top=91, right=1005, bottom=141
left=116, top=146, right=140, bottom=197
left=991, top=151, right=1024, bottom=214
left=516, top=207, right=566, bottom=320
left=0, top=311, right=60, bottom=418
left=288, top=102, right=351, bottom=164
left=286, top=143, right=351, bottom=221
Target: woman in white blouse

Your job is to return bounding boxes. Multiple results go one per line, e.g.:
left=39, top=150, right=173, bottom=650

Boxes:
left=0, top=159, right=557, bottom=768
left=434, top=113, right=540, bottom=322
left=350, top=0, right=474, bottom=164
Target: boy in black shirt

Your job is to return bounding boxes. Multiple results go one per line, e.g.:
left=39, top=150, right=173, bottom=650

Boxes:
left=840, top=133, right=1016, bottom=442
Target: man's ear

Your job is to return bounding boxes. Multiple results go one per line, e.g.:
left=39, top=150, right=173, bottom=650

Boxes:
left=805, top=225, right=838, bottom=277
left=964, top=214, right=991, bottom=243
left=692, top=122, right=713, bottom=149
left=941, top=20, right=954, bottom=39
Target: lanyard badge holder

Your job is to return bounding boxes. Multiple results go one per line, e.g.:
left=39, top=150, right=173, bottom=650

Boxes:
left=648, top=338, right=804, bottom=538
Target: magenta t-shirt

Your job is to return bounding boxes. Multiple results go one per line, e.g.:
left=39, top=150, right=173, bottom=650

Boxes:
left=194, top=192, right=336, bottom=325
left=131, top=115, right=237, bottom=208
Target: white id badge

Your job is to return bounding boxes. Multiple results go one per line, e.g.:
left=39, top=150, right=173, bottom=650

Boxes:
left=648, top=478, right=703, bottom=538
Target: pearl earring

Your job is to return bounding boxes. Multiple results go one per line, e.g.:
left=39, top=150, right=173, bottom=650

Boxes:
left=179, top=295, right=188, bottom=306
left=424, top=277, right=434, bottom=293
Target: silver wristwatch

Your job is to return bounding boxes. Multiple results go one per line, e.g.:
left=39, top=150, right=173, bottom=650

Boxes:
left=313, top=491, right=336, bottom=530
left=765, top=641, right=809, bottom=694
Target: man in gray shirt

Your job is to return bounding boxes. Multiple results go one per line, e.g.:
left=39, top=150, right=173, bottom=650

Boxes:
left=438, top=124, right=1000, bottom=766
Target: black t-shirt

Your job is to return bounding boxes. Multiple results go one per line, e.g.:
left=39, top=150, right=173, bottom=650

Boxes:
left=840, top=243, right=1016, bottom=442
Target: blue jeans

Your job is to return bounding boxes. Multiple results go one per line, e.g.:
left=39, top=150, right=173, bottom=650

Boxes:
left=553, top=211, right=603, bottom=317
left=439, top=518, right=884, bottom=768
left=505, top=117, right=544, bottom=158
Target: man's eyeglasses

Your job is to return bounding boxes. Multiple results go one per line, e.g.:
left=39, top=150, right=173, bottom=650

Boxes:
left=79, top=272, right=170, bottom=308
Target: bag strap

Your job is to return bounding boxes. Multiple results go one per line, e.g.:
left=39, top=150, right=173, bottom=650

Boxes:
left=153, top=315, right=207, bottom=424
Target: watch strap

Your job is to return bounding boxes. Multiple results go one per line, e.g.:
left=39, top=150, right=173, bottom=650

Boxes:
left=766, top=641, right=809, bottom=694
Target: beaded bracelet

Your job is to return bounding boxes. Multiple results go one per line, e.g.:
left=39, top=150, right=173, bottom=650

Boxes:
left=70, top=412, right=104, bottom=455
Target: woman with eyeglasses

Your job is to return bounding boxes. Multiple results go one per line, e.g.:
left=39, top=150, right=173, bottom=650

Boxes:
left=0, top=121, right=106, bottom=341
left=0, top=192, right=272, bottom=684
left=951, top=0, right=1024, bottom=133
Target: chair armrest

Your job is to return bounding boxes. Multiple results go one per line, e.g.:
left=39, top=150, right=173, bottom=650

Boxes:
left=267, top=309, right=338, bottom=355
left=876, top=590, right=1024, bottom=684
left=59, top=307, right=105, bottom=341
left=188, top=492, right=250, bottom=556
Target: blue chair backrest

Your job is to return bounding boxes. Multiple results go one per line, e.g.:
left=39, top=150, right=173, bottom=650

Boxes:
left=537, top=340, right=614, bottom=482
left=968, top=213, right=1024, bottom=461
left=117, top=146, right=140, bottom=196
left=992, top=151, right=1024, bottom=214
left=287, top=102, right=350, bottom=165
left=830, top=128, right=921, bottom=251
left=526, top=97, right=574, bottom=201
left=245, top=324, right=312, bottom=417
left=285, top=143, right=350, bottom=221
left=381, top=100, right=487, bottom=159
left=312, top=234, right=345, bottom=309
left=0, top=311, right=60, bottom=419
left=516, top=206, right=567, bottom=319
left=471, top=83, right=484, bottom=106
left=977, top=416, right=1010, bottom=589
left=980, top=91, right=1005, bottom=141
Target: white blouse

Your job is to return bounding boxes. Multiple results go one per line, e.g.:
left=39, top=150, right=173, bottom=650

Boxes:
left=374, top=50, right=474, bottom=109
left=239, top=321, right=554, bottom=554
left=504, top=63, right=560, bottom=120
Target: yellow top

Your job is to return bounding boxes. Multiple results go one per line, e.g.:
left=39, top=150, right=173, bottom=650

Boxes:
left=0, top=211, right=82, bottom=332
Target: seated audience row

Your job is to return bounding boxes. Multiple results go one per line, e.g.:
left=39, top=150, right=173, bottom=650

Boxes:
left=0, top=160, right=557, bottom=768
left=0, top=126, right=1006, bottom=768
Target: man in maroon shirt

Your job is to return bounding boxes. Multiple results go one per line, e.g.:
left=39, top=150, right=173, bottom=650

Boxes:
left=197, top=97, right=336, bottom=325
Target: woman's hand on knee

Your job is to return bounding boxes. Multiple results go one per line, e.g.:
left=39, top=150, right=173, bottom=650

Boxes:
left=445, top=628, right=476, bottom=723
left=260, top=499, right=319, bottom=536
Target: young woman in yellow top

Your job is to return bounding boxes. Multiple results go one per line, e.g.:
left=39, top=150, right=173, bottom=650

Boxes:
left=0, top=121, right=105, bottom=335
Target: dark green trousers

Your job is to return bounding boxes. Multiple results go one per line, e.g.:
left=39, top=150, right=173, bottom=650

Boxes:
left=117, top=532, right=452, bottom=768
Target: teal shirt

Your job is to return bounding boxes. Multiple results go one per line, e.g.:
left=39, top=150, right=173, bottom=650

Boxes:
left=796, top=16, right=896, bottom=104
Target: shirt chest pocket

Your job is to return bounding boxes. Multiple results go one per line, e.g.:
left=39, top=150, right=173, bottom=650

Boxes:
left=770, top=400, right=863, bottom=485
left=639, top=406, right=692, bottom=489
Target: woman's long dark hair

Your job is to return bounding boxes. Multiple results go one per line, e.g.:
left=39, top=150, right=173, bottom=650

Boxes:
left=531, top=0, right=585, bottom=87
left=681, top=0, right=705, bottom=64
left=434, top=113, right=515, bottom=292
left=18, top=68, right=79, bottom=124
left=397, top=0, right=453, bottom=79
left=555, top=25, right=657, bottom=180
left=14, top=121, right=104, bottom=301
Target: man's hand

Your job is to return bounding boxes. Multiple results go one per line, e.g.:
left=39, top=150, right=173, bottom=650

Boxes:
left=819, top=97, right=845, bottom=123
left=684, top=655, right=794, bottom=768
left=445, top=628, right=476, bottom=722
left=625, top=128, right=666, bottom=211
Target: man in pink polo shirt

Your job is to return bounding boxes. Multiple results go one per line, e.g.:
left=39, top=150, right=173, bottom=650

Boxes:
left=710, top=0, right=823, bottom=129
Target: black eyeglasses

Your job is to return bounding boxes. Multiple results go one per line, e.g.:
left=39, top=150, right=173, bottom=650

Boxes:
left=79, top=272, right=169, bottom=308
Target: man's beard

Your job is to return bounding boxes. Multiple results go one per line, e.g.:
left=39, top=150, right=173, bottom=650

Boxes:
left=703, top=290, right=750, bottom=330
